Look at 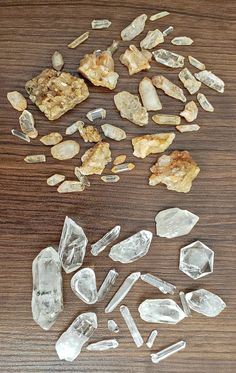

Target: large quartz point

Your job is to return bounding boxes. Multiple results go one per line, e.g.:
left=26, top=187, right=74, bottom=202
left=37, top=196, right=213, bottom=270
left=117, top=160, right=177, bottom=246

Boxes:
left=58, top=216, right=88, bottom=273
left=32, top=246, right=63, bottom=331
left=153, top=49, right=185, bottom=68
left=138, top=299, right=186, bottom=324
left=56, top=312, right=97, bottom=362
left=109, top=230, right=152, bottom=263
left=121, top=14, right=147, bottom=41
left=185, top=289, right=226, bottom=317
left=155, top=207, right=199, bottom=238
left=179, top=241, right=214, bottom=279
left=71, top=268, right=98, bottom=304
left=194, top=70, right=225, bottom=93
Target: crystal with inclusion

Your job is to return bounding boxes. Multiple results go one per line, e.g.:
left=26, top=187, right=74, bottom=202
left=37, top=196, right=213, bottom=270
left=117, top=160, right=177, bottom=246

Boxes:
left=101, top=124, right=127, bottom=141
left=197, top=93, right=214, bottom=112
left=87, top=339, right=118, bottom=351
left=91, top=226, right=121, bottom=256
left=185, top=289, right=226, bottom=317
left=108, top=319, right=119, bottom=333
left=120, top=305, right=143, bottom=347
left=24, top=154, right=46, bottom=163
left=97, top=269, right=119, bottom=301
left=71, top=268, right=98, bottom=304
left=11, top=129, right=30, bottom=143
left=141, top=273, right=176, bottom=295
left=32, top=247, right=63, bottom=330
left=121, top=14, right=147, bottom=41
left=188, top=55, right=205, bottom=71
left=111, top=163, right=135, bottom=173
left=58, top=216, right=88, bottom=273
left=51, top=140, right=80, bottom=160
left=151, top=340, right=186, bottom=363
left=86, top=108, right=106, bottom=121
left=47, top=174, right=65, bottom=186
left=155, top=207, right=199, bottom=238
left=7, top=91, right=27, bottom=111
left=176, top=124, right=200, bottom=133
left=114, top=91, right=148, bottom=126
left=179, top=68, right=201, bottom=95
left=179, top=240, right=214, bottom=279
left=101, top=175, right=120, bottom=183
left=171, top=36, right=193, bottom=45
left=138, top=299, right=186, bottom=324
left=91, top=19, right=111, bottom=29
left=153, top=49, right=185, bottom=68
left=57, top=181, right=85, bottom=193
left=19, top=110, right=38, bottom=139
left=194, top=70, right=225, bottom=93
left=152, top=75, right=186, bottom=103
left=140, top=29, right=164, bottom=49
left=146, top=330, right=158, bottom=348
left=56, top=312, right=97, bottom=361
left=109, top=230, right=152, bottom=263
left=152, top=114, right=180, bottom=125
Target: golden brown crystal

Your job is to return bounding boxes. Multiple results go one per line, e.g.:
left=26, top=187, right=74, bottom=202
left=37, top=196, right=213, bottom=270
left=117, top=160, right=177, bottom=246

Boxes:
left=40, top=132, right=63, bottom=146
left=152, top=114, right=181, bottom=125
left=113, top=155, right=127, bottom=165
left=79, top=142, right=111, bottom=175
left=79, top=125, right=102, bottom=143
left=119, top=45, right=150, bottom=75
left=152, top=75, right=186, bottom=103
left=132, top=133, right=175, bottom=159
left=114, top=91, right=148, bottom=126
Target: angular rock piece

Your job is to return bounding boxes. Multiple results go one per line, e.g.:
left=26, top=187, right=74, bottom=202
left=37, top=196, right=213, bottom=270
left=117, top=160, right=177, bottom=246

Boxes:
left=109, top=230, right=152, bottom=263
left=74, top=167, right=90, bottom=187
left=179, top=291, right=192, bottom=316
left=180, top=101, right=198, bottom=122
left=11, top=129, right=30, bottom=143
left=121, top=14, right=147, bottom=41
left=71, top=268, right=98, bottom=304
left=120, top=45, right=151, bottom=75
left=91, top=225, right=121, bottom=256
left=19, top=110, right=38, bottom=139
left=97, top=269, right=119, bottom=302
left=151, top=340, right=186, bottom=364
left=25, top=69, right=89, bottom=120
left=51, top=140, right=80, bottom=160
left=155, top=207, right=199, bottom=238
left=58, top=216, right=88, bottom=273
left=162, top=26, right=174, bottom=37
left=52, top=51, right=64, bottom=71
left=87, top=339, right=118, bottom=351
left=101, top=124, right=126, bottom=141
left=132, top=133, right=175, bottom=159
left=24, top=154, right=46, bottom=163
left=194, top=70, right=225, bottom=93
left=179, top=68, right=201, bottom=94
left=66, top=120, right=84, bottom=135
left=79, top=124, right=102, bottom=143
left=114, top=91, right=148, bottom=126
left=113, top=154, right=127, bottom=165
left=79, top=142, right=111, bottom=175
left=152, top=75, right=186, bottom=103
left=140, top=29, right=164, bottom=49
left=101, top=175, right=120, bottom=183
left=153, top=49, right=184, bottom=68
left=56, top=312, right=97, bottom=362
left=91, top=19, right=111, bottom=29
left=146, top=330, right=158, bottom=348
left=7, top=91, right=27, bottom=111
left=120, top=305, right=143, bottom=348
left=197, top=93, right=214, bottom=112
left=57, top=181, right=85, bottom=193
left=139, top=299, right=186, bottom=324
left=111, top=163, right=135, bottom=173
left=107, top=319, right=119, bottom=333
left=176, top=124, right=200, bottom=133
left=139, top=77, right=162, bottom=111
left=171, top=36, right=193, bottom=45
left=150, top=11, right=170, bottom=21
left=86, top=108, right=106, bottom=122
left=188, top=55, right=205, bottom=71
left=141, top=273, right=176, bottom=295
left=68, top=31, right=89, bottom=48
left=152, top=114, right=181, bottom=125
left=179, top=241, right=214, bottom=280
left=186, top=289, right=226, bottom=317
left=40, top=132, right=63, bottom=146
left=32, top=246, right=63, bottom=330
left=47, top=174, right=65, bottom=186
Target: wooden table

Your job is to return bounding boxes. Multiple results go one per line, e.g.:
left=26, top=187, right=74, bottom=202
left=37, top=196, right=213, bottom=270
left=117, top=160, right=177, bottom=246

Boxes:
left=1, top=1, right=236, bottom=372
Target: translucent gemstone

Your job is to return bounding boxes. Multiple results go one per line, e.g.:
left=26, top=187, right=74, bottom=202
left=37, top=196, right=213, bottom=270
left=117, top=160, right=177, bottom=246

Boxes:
left=57, top=181, right=85, bottom=193
left=162, top=26, right=174, bottom=37
left=107, top=40, right=120, bottom=55
left=101, top=123, right=127, bottom=141
left=52, top=51, right=64, bottom=71
left=66, top=120, right=84, bottom=135
left=139, top=77, right=162, bottom=111
left=32, top=246, right=63, bottom=330
left=185, top=289, right=226, bottom=317
left=141, top=273, right=176, bottom=295
left=11, top=129, right=30, bottom=142
left=79, top=142, right=111, bottom=176
left=179, top=240, right=214, bottom=279
left=138, top=299, right=186, bottom=324
left=91, top=19, right=111, bottom=29
left=180, top=101, right=198, bottom=122
left=152, top=75, right=186, bottom=103
left=71, top=268, right=98, bottom=304
left=179, top=291, right=192, bottom=316
left=91, top=225, right=121, bottom=256
left=97, top=269, right=119, bottom=301
left=188, top=55, right=205, bottom=70
left=109, top=230, right=152, bottom=263
left=152, top=114, right=181, bottom=125
left=86, top=108, right=106, bottom=121
left=195, top=70, right=225, bottom=93
left=197, top=93, right=214, bottom=112
left=58, top=216, right=88, bottom=273
left=111, top=163, right=135, bottom=173
left=56, top=312, right=97, bottom=361
left=19, top=110, right=38, bottom=138
left=150, top=11, right=170, bottom=21
left=140, top=29, right=164, bottom=49
left=51, top=140, right=80, bottom=160
left=113, top=155, right=127, bottom=165
left=47, top=174, right=65, bottom=186
left=68, top=31, right=89, bottom=49
left=151, top=340, right=186, bottom=363
left=87, top=339, right=118, bottom=351
left=176, top=124, right=200, bottom=133
left=40, top=132, right=63, bottom=146
left=121, top=14, right=147, bottom=41
left=107, top=319, right=119, bottom=333
left=171, top=36, right=193, bottom=45
left=153, top=49, right=184, bottom=68
left=120, top=305, right=143, bottom=347
left=24, top=154, right=46, bottom=163
left=101, top=175, right=120, bottom=183
left=74, top=167, right=90, bottom=187
left=146, top=330, right=158, bottom=348
left=179, top=68, right=201, bottom=94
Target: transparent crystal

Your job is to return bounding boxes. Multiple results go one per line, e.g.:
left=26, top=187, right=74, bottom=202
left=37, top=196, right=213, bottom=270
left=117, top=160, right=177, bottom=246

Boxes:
left=107, top=319, right=119, bottom=333
left=101, top=175, right=120, bottom=183
left=171, top=36, right=193, bottom=45
left=87, top=339, right=118, bottom=351
left=176, top=124, right=200, bottom=133
left=71, top=268, right=98, bottom=304
left=197, top=93, right=214, bottom=112
left=91, top=225, right=121, bottom=256
left=152, top=75, right=186, bottom=103
left=185, top=289, right=226, bottom=317
left=121, top=14, right=147, bottom=41
left=32, top=246, right=63, bottom=330
left=162, top=26, right=174, bottom=37
left=66, top=120, right=84, bottom=135
left=19, top=109, right=38, bottom=138
left=141, top=273, right=176, bottom=295
left=151, top=340, right=186, bottom=363
left=40, top=132, right=63, bottom=146
left=188, top=55, right=205, bottom=70
left=139, top=299, right=186, bottom=324
left=152, top=114, right=180, bottom=125
left=57, top=181, right=85, bottom=193
left=146, top=330, right=158, bottom=348
left=139, top=77, right=162, bottom=111
left=195, top=70, right=225, bottom=93
left=179, top=291, right=192, bottom=316
left=47, top=174, right=65, bottom=186
left=74, top=167, right=90, bottom=187
left=111, top=163, right=135, bottom=173
left=51, top=140, right=80, bottom=160
left=179, top=67, right=201, bottom=94
left=101, top=123, right=126, bottom=141
left=56, top=312, right=97, bottom=361
left=24, top=154, right=46, bottom=163
left=150, top=11, right=170, bottom=21
left=91, top=19, right=111, bottom=29
left=153, top=49, right=184, bottom=68
left=179, top=240, right=214, bottom=279
left=68, top=31, right=89, bottom=49
left=109, top=230, right=152, bottom=264
left=11, top=129, right=30, bottom=142
left=120, top=305, right=143, bottom=347
left=86, top=108, right=106, bottom=121
left=97, top=269, right=119, bottom=302
left=52, top=51, right=64, bottom=71
left=140, top=29, right=164, bottom=49
left=58, top=216, right=88, bottom=273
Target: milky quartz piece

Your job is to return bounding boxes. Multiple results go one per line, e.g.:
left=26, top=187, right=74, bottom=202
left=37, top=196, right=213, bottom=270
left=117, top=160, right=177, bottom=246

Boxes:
left=179, top=291, right=192, bottom=316
left=78, top=50, right=119, bottom=90
left=132, top=133, right=175, bottom=159
left=66, top=120, right=84, bottom=135
left=179, top=240, right=214, bottom=279
left=111, top=163, right=135, bottom=173
left=40, top=132, right=63, bottom=146
left=25, top=69, right=89, bottom=120
left=120, top=45, right=151, bottom=75
left=176, top=124, right=200, bottom=133
left=79, top=142, right=111, bottom=175
left=56, top=312, right=97, bottom=362
left=171, top=36, right=193, bottom=45
left=11, top=129, right=30, bottom=143
left=74, top=167, right=90, bottom=187
left=180, top=101, right=198, bottom=122
left=91, top=225, right=121, bottom=256
left=52, top=51, right=64, bottom=71
left=91, top=19, right=111, bottom=29
left=179, top=68, right=201, bottom=94
left=152, top=75, right=186, bottom=103
left=57, top=181, right=85, bottom=193
left=87, top=339, right=118, bottom=351
left=149, top=150, right=200, bottom=193
left=186, top=289, right=226, bottom=317
left=86, top=108, right=106, bottom=122
left=7, top=91, right=27, bottom=111
left=24, top=154, right=46, bottom=163
left=197, top=93, right=214, bottom=112
left=139, top=299, right=186, bottom=324
left=152, top=114, right=181, bottom=125
left=150, top=11, right=170, bottom=21
left=97, top=269, right=119, bottom=301
left=71, top=268, right=98, bottom=304
left=153, top=49, right=185, bottom=68
left=113, top=154, right=127, bottom=165
left=195, top=70, right=225, bottom=93
left=79, top=125, right=101, bottom=143
left=121, top=14, right=147, bottom=41
left=141, top=273, right=176, bottom=295
left=107, top=319, right=119, bottom=333
left=58, top=216, right=88, bottom=273
left=19, top=110, right=38, bottom=138
left=114, top=91, right=148, bottom=126
left=146, top=330, right=158, bottom=348
left=151, top=340, right=186, bottom=364
left=155, top=207, right=199, bottom=238
left=47, top=174, right=65, bottom=186
left=101, top=124, right=126, bottom=141
left=68, top=32, right=89, bottom=49
left=32, top=247, right=63, bottom=330
left=51, top=140, right=80, bottom=160
left=140, top=29, right=164, bottom=49
left=188, top=56, right=205, bottom=71
left=139, top=77, right=162, bottom=111
left=120, top=305, right=143, bottom=348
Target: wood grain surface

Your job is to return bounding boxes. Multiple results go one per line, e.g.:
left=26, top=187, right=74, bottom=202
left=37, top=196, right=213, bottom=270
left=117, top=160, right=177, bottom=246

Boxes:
left=1, top=1, right=236, bottom=372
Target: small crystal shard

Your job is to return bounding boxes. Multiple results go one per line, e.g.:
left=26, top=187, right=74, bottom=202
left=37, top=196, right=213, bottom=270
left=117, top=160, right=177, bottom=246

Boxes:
left=195, top=70, right=225, bottom=93
left=152, top=75, right=186, bottom=102
left=171, top=36, right=193, bottom=45
left=32, top=246, right=63, bottom=330
left=150, top=11, right=170, bottom=21
left=11, top=129, right=30, bottom=142
left=197, top=93, right=214, bottom=112
left=176, top=124, right=200, bottom=133
left=153, top=49, right=184, bottom=68
left=108, top=320, right=119, bottom=333
left=86, top=108, right=106, bottom=122
left=139, top=77, right=162, bottom=111
left=179, top=68, right=201, bottom=94
left=24, top=154, right=46, bottom=163
left=113, top=154, right=126, bottom=165
left=52, top=51, right=64, bottom=71
left=185, top=289, right=226, bottom=317
left=56, top=312, right=97, bottom=362
left=7, top=91, right=27, bottom=111
left=120, top=305, right=143, bottom=348
left=132, top=133, right=175, bottom=159
left=71, top=268, right=98, bottom=304
left=97, top=269, right=119, bottom=302
left=188, top=55, right=205, bottom=71
left=155, top=207, right=199, bottom=238
left=107, top=40, right=120, bottom=55
left=105, top=272, right=140, bottom=313
left=140, top=29, right=164, bottom=49
left=79, top=142, right=111, bottom=175
left=74, top=167, right=90, bottom=187
left=179, top=291, right=192, bottom=316
left=151, top=340, right=186, bottom=363
left=162, top=26, right=174, bottom=37
left=120, top=45, right=151, bottom=75
left=141, top=274, right=176, bottom=295
left=79, top=124, right=102, bottom=143
left=19, top=110, right=38, bottom=139
left=91, top=19, right=111, bottom=29
left=40, top=132, right=63, bottom=146
left=179, top=240, right=214, bottom=280
left=121, top=14, right=147, bottom=41
left=58, top=216, right=88, bottom=273
left=57, top=181, right=85, bottom=193
left=114, top=91, right=148, bottom=126
left=68, top=31, right=89, bottom=48
left=146, top=330, right=158, bottom=348
left=180, top=101, right=198, bottom=122
left=101, top=124, right=126, bottom=141
left=47, top=174, right=65, bottom=186
left=87, top=339, right=118, bottom=351
left=51, top=140, right=80, bottom=160
left=66, top=120, right=84, bottom=135
left=139, top=299, right=186, bottom=324
left=111, top=163, right=135, bottom=173
left=91, top=226, right=121, bottom=256
left=101, top=175, right=120, bottom=183
left=152, top=114, right=181, bottom=125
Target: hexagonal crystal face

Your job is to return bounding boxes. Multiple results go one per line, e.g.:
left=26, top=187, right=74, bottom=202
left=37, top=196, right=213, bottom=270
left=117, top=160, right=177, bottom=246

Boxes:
left=179, top=240, right=214, bottom=279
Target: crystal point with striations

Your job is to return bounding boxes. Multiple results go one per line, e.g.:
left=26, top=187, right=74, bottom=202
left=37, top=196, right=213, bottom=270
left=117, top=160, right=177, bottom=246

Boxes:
left=197, top=93, right=214, bottom=112
left=185, top=289, right=226, bottom=317
left=68, top=32, right=89, bottom=48
left=153, top=49, right=184, bottom=68
left=11, top=129, right=30, bottom=143
left=91, top=226, right=121, bottom=256
left=19, top=110, right=38, bottom=139
left=111, top=163, right=135, bottom=173
left=87, top=339, right=118, bottom=351
left=194, top=70, right=225, bottom=93
left=120, top=305, right=143, bottom=347
left=188, top=55, right=205, bottom=70
left=101, top=124, right=126, bottom=141
left=150, top=11, right=170, bottom=21
left=152, top=75, right=186, bottom=103
left=141, top=273, right=176, bottom=295
left=121, top=14, right=147, bottom=41
left=91, top=19, right=111, bottom=29
left=140, top=29, right=164, bottom=49
left=139, top=299, right=186, bottom=324
left=71, top=268, right=98, bottom=304
left=151, top=340, right=186, bottom=363
left=97, top=269, right=119, bottom=302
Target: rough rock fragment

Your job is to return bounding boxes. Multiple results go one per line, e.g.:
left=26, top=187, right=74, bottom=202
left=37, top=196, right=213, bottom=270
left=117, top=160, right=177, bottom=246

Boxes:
left=132, top=133, right=175, bottom=159
left=180, top=101, right=198, bottom=122
left=139, top=77, right=162, bottom=111
left=113, top=154, right=127, bottom=165
left=71, top=268, right=98, bottom=304
left=120, top=45, right=151, bottom=75
left=114, top=91, right=148, bottom=126
left=162, top=26, right=174, bottom=37
left=40, top=132, right=63, bottom=146
left=97, top=269, right=119, bottom=302
left=141, top=273, right=176, bottom=295
left=91, top=19, right=111, bottom=29
left=185, top=289, right=226, bottom=317
left=140, top=29, right=164, bottom=49
left=120, top=305, right=143, bottom=348
left=179, top=68, right=201, bottom=94
left=171, top=36, right=193, bottom=45
left=197, top=93, right=214, bottom=112
left=66, top=120, right=84, bottom=135
left=194, top=70, right=225, bottom=93
left=101, top=124, right=126, bottom=141
left=74, top=167, right=90, bottom=187
left=57, top=181, right=85, bottom=193
left=176, top=124, right=200, bottom=133
left=91, top=225, right=121, bottom=256
left=188, top=55, right=205, bottom=71
left=151, top=340, right=186, bottom=363
left=79, top=142, right=111, bottom=175
left=68, top=31, right=89, bottom=48
left=87, top=339, right=118, bottom=351
left=139, top=299, right=186, bottom=324
left=7, top=91, right=27, bottom=111
left=11, top=129, right=30, bottom=143
left=51, top=140, right=80, bottom=160
left=107, top=319, right=119, bottom=333
left=150, top=11, right=169, bottom=21
left=121, top=14, right=147, bottom=41
left=152, top=75, right=186, bottom=102
left=47, top=174, right=65, bottom=186
left=146, top=330, right=158, bottom=348
left=153, top=49, right=184, bottom=68
left=152, top=114, right=181, bottom=125
left=86, top=108, right=106, bottom=122
left=111, top=163, right=135, bottom=173
left=52, top=51, right=64, bottom=71
left=24, top=154, right=46, bottom=163
left=79, top=124, right=101, bottom=143
left=19, top=110, right=38, bottom=139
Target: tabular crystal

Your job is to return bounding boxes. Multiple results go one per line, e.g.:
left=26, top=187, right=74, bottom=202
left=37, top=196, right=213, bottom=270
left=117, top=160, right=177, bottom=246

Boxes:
left=87, top=339, right=118, bottom=351
left=11, top=129, right=30, bottom=142
left=120, top=305, right=143, bottom=347
left=171, top=36, right=193, bottom=45
left=151, top=340, right=186, bottom=363
left=185, top=289, right=226, bottom=317
left=91, top=19, right=111, bottom=29
left=71, top=268, right=98, bottom=304
left=141, top=273, right=176, bottom=295
left=91, top=225, right=121, bottom=256
left=146, top=330, right=158, bottom=348
left=179, top=291, right=192, bottom=316
left=138, top=299, right=186, bottom=324
left=153, top=49, right=184, bottom=68
left=97, top=269, right=119, bottom=301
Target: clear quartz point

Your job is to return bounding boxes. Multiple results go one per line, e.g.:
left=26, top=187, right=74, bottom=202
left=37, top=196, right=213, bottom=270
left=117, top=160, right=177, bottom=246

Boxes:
left=121, top=14, right=147, bottom=41
left=188, top=55, right=205, bottom=70
left=150, top=11, right=170, bottom=21
left=197, top=93, right=214, bottom=112
left=86, top=108, right=106, bottom=121
left=185, top=289, right=226, bottom=317
left=66, top=120, right=84, bottom=135
left=194, top=70, right=225, bottom=93
left=55, top=312, right=97, bottom=361
left=74, top=167, right=90, bottom=187
left=111, top=163, right=135, bottom=173
left=153, top=49, right=184, bottom=68
left=11, top=129, right=30, bottom=142
left=120, top=305, right=143, bottom=348
left=101, top=175, right=120, bottom=183
left=162, top=26, right=174, bottom=36
left=139, top=299, right=186, bottom=324
left=107, top=40, right=120, bottom=55
left=171, top=36, right=193, bottom=45
left=105, top=272, right=140, bottom=313
left=47, top=174, right=65, bottom=186
left=87, top=339, right=118, bottom=351
left=179, top=291, right=192, bottom=316
left=91, top=19, right=111, bottom=29
left=71, top=268, right=98, bottom=304
left=58, top=216, right=88, bottom=274
left=176, top=124, right=200, bottom=133
left=32, top=246, right=63, bottom=330
left=19, top=109, right=38, bottom=138
left=179, top=67, right=201, bottom=94
left=91, top=225, right=121, bottom=256
left=151, top=340, right=186, bottom=363
left=107, top=319, right=119, bottom=333
left=97, top=268, right=119, bottom=301
left=146, top=330, right=158, bottom=348
left=141, top=273, right=176, bottom=295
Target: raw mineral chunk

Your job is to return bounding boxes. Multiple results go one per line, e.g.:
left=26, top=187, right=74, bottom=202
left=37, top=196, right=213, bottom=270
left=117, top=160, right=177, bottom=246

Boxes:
left=140, top=29, right=164, bottom=49
left=153, top=49, right=184, bottom=68
left=176, top=124, right=200, bottom=133
left=139, top=299, right=186, bottom=324
left=149, top=150, right=200, bottom=193
left=120, top=305, right=143, bottom=348
left=132, top=133, right=175, bottom=159
left=87, top=339, right=119, bottom=351
left=51, top=140, right=80, bottom=160
left=188, top=55, right=205, bottom=70
left=194, top=70, right=225, bottom=93
left=162, top=26, right=174, bottom=37
left=113, top=154, right=127, bottom=165
left=179, top=291, right=192, bottom=316
left=19, top=110, right=38, bottom=139
left=68, top=31, right=89, bottom=49
left=79, top=124, right=101, bottom=143
left=7, top=91, right=27, bottom=111
left=139, top=77, right=162, bottom=111
left=86, top=108, right=106, bottom=122
left=114, top=91, right=148, bottom=126
left=120, top=45, right=151, bottom=75
left=57, top=181, right=85, bottom=193
left=185, top=289, right=226, bottom=317
left=24, top=154, right=46, bottom=163
left=101, top=124, right=126, bottom=141
left=71, top=268, right=98, bottom=304
left=11, top=129, right=30, bottom=143
left=52, top=51, right=64, bottom=71
left=66, top=120, right=84, bottom=135
left=151, top=340, right=186, bottom=363
left=47, top=174, right=65, bottom=186
left=197, top=93, right=214, bottom=112
left=152, top=75, right=186, bottom=102
left=79, top=142, right=111, bottom=175
left=171, top=36, right=193, bottom=45
left=111, top=163, right=135, bottom=173
left=121, top=14, right=147, bottom=41
left=180, top=101, right=198, bottom=122
left=150, top=11, right=170, bottom=21
left=152, top=114, right=181, bottom=125
left=40, top=132, right=63, bottom=146
left=179, top=68, right=201, bottom=95
left=91, top=19, right=111, bottom=29
left=25, top=69, right=89, bottom=120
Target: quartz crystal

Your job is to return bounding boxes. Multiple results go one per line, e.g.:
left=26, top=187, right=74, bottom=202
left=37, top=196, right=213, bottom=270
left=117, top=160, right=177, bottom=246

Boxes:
left=188, top=55, right=205, bottom=71
left=40, top=132, right=63, bottom=146
left=162, top=26, right=174, bottom=37
left=78, top=124, right=102, bottom=143
left=155, top=207, right=199, bottom=238
left=7, top=91, right=27, bottom=111
left=113, top=154, right=127, bottom=165
left=152, top=114, right=181, bottom=125
left=105, top=272, right=140, bottom=313
left=120, top=305, right=143, bottom=348
left=107, top=40, right=120, bottom=55
left=139, top=77, right=162, bottom=111
left=91, top=225, right=121, bottom=256
left=176, top=124, right=200, bottom=133
left=74, top=167, right=90, bottom=187
left=150, top=11, right=170, bottom=21
left=56, top=312, right=97, bottom=362
left=32, top=246, right=63, bottom=330
left=151, top=340, right=186, bottom=363
left=140, top=29, right=164, bottom=49
left=179, top=240, right=214, bottom=279
left=19, top=110, right=38, bottom=139
left=107, top=319, right=119, bottom=333
left=87, top=339, right=118, bottom=351
left=180, top=101, right=198, bottom=122
left=146, top=330, right=158, bottom=348
left=66, top=120, right=84, bottom=135
left=179, top=68, right=201, bottom=94
left=132, top=133, right=175, bottom=159
left=57, top=181, right=85, bottom=193
left=86, top=108, right=106, bottom=122
left=179, top=291, right=192, bottom=316
left=52, top=51, right=64, bottom=71
left=71, top=268, right=98, bottom=304
left=51, top=140, right=80, bottom=160
left=197, top=93, right=214, bottom=112
left=139, top=299, right=186, bottom=324
left=194, top=70, right=225, bottom=93
left=111, top=163, right=135, bottom=173
left=109, top=230, right=152, bottom=263
left=91, top=19, right=111, bottom=29
left=79, top=142, right=111, bottom=175
left=120, top=45, right=151, bottom=75
left=171, top=36, right=193, bottom=45
left=141, top=273, right=176, bottom=295
left=114, top=91, right=148, bottom=126
left=152, top=75, right=186, bottom=102
left=121, top=14, right=147, bottom=41
left=101, top=124, right=126, bottom=141
left=68, top=31, right=89, bottom=48
left=24, top=154, right=46, bottom=163
left=11, top=129, right=30, bottom=142
left=185, top=289, right=226, bottom=317
left=47, top=174, right=65, bottom=186
left=153, top=49, right=185, bottom=68
left=58, top=216, right=88, bottom=273
left=101, top=175, right=120, bottom=183
left=97, top=269, right=119, bottom=301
